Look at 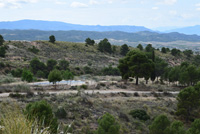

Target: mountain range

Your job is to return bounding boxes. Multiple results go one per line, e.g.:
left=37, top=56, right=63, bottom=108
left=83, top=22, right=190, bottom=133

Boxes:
left=0, top=20, right=151, bottom=33
left=0, top=20, right=200, bottom=43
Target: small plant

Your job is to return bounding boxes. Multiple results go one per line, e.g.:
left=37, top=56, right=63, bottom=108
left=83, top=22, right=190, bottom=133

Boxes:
left=24, top=100, right=58, bottom=133
left=80, top=84, right=88, bottom=89
left=129, top=109, right=150, bottom=121
left=55, top=107, right=67, bottom=119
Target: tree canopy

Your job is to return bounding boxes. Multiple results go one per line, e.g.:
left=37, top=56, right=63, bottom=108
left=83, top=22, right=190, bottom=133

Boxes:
left=120, top=44, right=129, bottom=56
left=49, top=35, right=56, bottom=43
left=118, top=50, right=154, bottom=85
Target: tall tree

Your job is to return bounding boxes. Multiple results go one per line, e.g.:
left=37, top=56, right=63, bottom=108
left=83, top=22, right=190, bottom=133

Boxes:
left=149, top=115, right=170, bottom=134
left=137, top=44, right=143, bottom=51
left=49, top=35, right=56, bottom=43
left=97, top=113, right=120, bottom=134
left=145, top=44, right=153, bottom=52
left=48, top=69, right=62, bottom=89
left=176, top=86, right=200, bottom=122
left=47, top=59, right=57, bottom=72
left=98, top=38, right=112, bottom=53
left=0, top=34, right=4, bottom=46
left=120, top=44, right=129, bottom=56
left=59, top=59, right=69, bottom=70
left=161, top=47, right=167, bottom=53
left=118, top=50, right=154, bottom=85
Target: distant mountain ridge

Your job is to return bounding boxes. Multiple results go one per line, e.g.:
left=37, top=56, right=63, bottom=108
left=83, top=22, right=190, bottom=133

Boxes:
left=165, top=25, right=200, bottom=35
left=0, top=20, right=151, bottom=33
left=1, top=29, right=200, bottom=43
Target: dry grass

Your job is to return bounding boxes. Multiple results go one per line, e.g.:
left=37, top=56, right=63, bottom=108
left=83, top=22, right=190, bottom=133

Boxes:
left=0, top=104, right=50, bottom=134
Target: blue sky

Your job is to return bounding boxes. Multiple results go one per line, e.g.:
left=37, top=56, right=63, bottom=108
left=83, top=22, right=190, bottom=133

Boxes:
left=0, top=0, right=200, bottom=29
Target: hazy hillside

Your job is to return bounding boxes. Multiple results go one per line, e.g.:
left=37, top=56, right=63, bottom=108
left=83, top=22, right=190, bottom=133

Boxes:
left=1, top=29, right=200, bottom=43
left=0, top=20, right=151, bottom=33
left=165, top=25, right=200, bottom=35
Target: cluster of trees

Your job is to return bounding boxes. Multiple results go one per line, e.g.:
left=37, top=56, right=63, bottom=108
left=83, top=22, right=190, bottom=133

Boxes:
left=85, top=38, right=95, bottom=46
left=163, top=62, right=200, bottom=86
left=118, top=43, right=200, bottom=85
left=11, top=58, right=73, bottom=84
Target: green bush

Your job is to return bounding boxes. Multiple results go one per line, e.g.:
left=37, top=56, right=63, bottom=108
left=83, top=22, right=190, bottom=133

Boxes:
left=24, top=100, right=58, bottom=133
left=102, top=65, right=120, bottom=76
left=21, top=69, right=33, bottom=82
left=80, top=84, right=88, bottom=89
left=97, top=113, right=120, bottom=134
left=129, top=109, right=150, bottom=121
left=28, top=46, right=39, bottom=54
left=11, top=68, right=23, bottom=77
left=149, top=115, right=170, bottom=134
left=55, top=107, right=67, bottom=119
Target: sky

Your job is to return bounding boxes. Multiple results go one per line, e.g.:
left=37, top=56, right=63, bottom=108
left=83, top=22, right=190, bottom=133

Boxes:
left=0, top=0, right=200, bottom=29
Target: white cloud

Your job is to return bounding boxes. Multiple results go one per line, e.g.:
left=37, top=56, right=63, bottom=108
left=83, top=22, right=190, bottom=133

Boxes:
left=89, top=0, right=99, bottom=5
left=152, top=7, right=158, bottom=10
left=157, top=0, right=177, bottom=5
left=169, top=10, right=177, bottom=15
left=70, top=2, right=88, bottom=8
left=195, top=3, right=200, bottom=11
left=0, top=0, right=38, bottom=8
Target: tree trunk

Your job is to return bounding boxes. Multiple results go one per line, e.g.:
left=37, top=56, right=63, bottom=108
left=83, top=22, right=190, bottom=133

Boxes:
left=136, top=77, right=139, bottom=85
left=146, top=80, right=148, bottom=84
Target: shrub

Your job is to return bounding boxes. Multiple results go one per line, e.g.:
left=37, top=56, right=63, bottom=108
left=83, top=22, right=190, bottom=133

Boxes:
left=0, top=74, right=16, bottom=84
left=84, top=66, right=93, bottom=74
left=24, top=100, right=58, bottom=133
left=28, top=46, right=39, bottom=54
left=11, top=68, right=23, bottom=77
left=12, top=84, right=31, bottom=93
left=102, top=65, right=120, bottom=76
left=97, top=113, right=120, bottom=134
left=149, top=115, right=170, bottom=134
left=129, top=109, right=150, bottom=121
left=55, top=107, right=67, bottom=119
left=80, top=84, right=88, bottom=89
left=0, top=105, right=50, bottom=134
left=21, top=69, right=33, bottom=82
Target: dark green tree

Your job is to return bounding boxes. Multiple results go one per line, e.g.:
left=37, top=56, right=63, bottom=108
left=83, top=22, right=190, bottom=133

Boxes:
left=48, top=69, right=62, bottom=89
left=176, top=86, right=200, bottom=122
left=85, top=38, right=95, bottom=46
left=97, top=113, right=120, bottom=134
left=151, top=50, right=156, bottom=82
left=21, top=69, right=33, bottom=82
left=0, top=46, right=7, bottom=57
left=62, top=70, right=74, bottom=80
left=24, top=100, right=58, bottom=133
left=47, top=59, right=57, bottom=72
left=165, top=121, right=186, bottom=134
left=120, top=44, right=129, bottom=56
left=49, top=35, right=56, bottom=43
left=145, top=44, right=153, bottom=52
left=137, top=44, right=143, bottom=51
left=187, top=119, right=200, bottom=134
left=59, top=59, right=69, bottom=70
left=0, top=34, right=4, bottom=46
left=183, top=50, right=193, bottom=58
left=129, top=109, right=150, bottom=121
left=118, top=50, right=154, bottom=85
left=98, top=38, right=112, bottom=53
left=171, top=48, right=181, bottom=56
left=30, top=58, right=47, bottom=75
left=161, top=47, right=167, bottom=53
left=149, top=115, right=170, bottom=134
